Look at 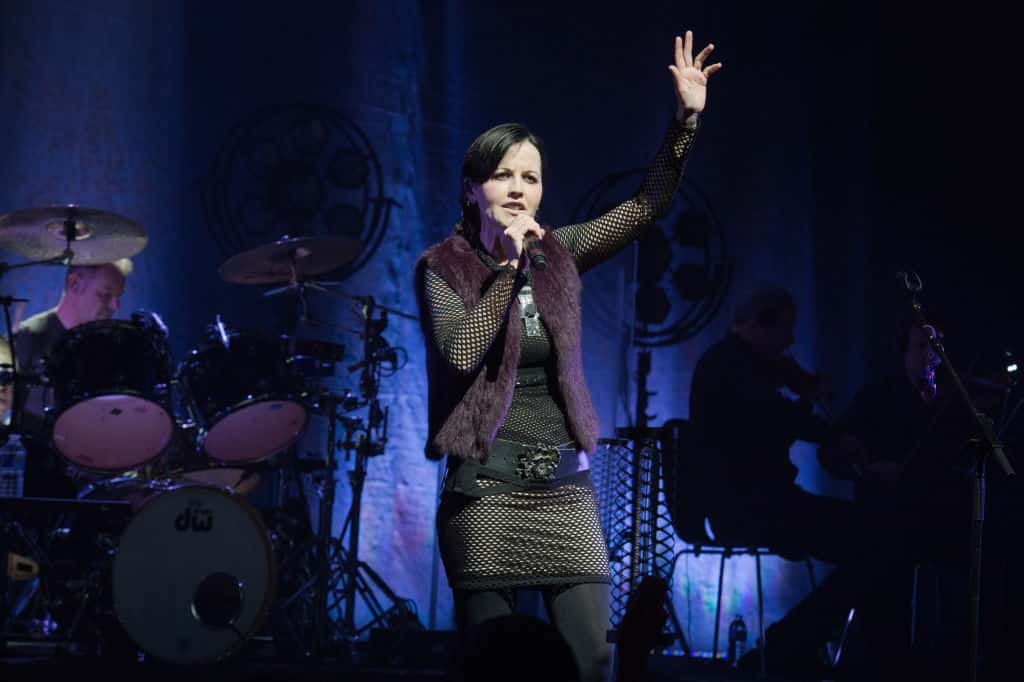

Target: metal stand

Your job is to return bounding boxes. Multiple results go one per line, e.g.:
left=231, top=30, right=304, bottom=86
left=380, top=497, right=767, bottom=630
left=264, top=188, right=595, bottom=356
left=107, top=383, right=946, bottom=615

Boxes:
left=330, top=295, right=420, bottom=643
left=311, top=390, right=342, bottom=655
left=897, top=271, right=1016, bottom=682
left=264, top=280, right=418, bottom=658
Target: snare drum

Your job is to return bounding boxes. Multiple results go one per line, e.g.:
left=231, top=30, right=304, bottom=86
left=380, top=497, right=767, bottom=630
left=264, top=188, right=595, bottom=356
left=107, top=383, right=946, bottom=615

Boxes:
left=111, top=484, right=276, bottom=664
left=177, top=331, right=308, bottom=464
left=45, top=319, right=176, bottom=472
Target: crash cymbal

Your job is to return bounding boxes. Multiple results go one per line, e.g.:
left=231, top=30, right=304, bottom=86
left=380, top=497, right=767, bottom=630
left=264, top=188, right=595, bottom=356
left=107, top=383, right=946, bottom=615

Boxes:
left=0, top=205, right=147, bottom=264
left=218, top=235, right=360, bottom=284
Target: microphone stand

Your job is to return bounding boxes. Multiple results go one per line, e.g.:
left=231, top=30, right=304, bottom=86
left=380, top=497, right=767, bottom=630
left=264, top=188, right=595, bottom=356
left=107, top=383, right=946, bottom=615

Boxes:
left=897, top=271, right=1016, bottom=682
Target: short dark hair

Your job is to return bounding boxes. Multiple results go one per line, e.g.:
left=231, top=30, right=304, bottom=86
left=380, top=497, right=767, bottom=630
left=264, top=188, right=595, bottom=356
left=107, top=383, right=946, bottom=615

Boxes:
left=455, top=123, right=546, bottom=244
left=733, top=284, right=796, bottom=327
left=64, top=259, right=132, bottom=289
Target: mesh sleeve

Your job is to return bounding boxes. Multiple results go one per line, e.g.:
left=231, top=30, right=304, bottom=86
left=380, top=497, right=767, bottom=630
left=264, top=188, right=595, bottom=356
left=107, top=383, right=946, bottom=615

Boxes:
left=421, top=267, right=521, bottom=374
left=551, top=119, right=698, bottom=274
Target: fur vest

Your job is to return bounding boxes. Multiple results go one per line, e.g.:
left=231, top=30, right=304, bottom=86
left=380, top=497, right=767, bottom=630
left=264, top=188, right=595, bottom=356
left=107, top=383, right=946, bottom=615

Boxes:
left=414, top=234, right=599, bottom=462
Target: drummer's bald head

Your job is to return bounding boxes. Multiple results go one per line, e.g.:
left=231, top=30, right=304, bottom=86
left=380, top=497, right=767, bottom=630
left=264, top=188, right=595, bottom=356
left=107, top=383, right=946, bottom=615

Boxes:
left=64, top=258, right=133, bottom=290
left=57, top=258, right=131, bottom=328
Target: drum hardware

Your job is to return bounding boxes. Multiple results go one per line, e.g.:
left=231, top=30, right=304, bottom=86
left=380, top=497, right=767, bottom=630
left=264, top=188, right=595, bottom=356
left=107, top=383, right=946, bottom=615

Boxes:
left=209, top=236, right=419, bottom=655
left=110, top=484, right=276, bottom=664
left=176, top=317, right=310, bottom=466
left=43, top=316, right=177, bottom=472
left=265, top=293, right=419, bottom=659
left=328, top=295, right=419, bottom=643
left=0, top=495, right=134, bottom=658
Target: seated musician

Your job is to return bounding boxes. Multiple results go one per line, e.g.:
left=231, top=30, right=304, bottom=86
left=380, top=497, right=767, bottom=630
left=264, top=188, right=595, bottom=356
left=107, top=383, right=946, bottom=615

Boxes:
left=688, top=284, right=904, bottom=675
left=11, top=260, right=131, bottom=498
left=688, top=284, right=864, bottom=559
left=822, top=314, right=972, bottom=546
left=820, top=314, right=974, bottom=676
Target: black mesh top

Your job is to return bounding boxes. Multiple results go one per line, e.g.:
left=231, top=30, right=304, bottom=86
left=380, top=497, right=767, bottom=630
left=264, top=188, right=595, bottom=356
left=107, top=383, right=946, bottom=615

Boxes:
left=422, top=119, right=698, bottom=447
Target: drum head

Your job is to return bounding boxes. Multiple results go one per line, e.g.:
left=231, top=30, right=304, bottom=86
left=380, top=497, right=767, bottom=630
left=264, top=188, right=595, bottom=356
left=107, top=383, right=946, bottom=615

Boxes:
left=203, top=400, right=307, bottom=463
left=52, top=395, right=174, bottom=470
left=112, top=485, right=275, bottom=664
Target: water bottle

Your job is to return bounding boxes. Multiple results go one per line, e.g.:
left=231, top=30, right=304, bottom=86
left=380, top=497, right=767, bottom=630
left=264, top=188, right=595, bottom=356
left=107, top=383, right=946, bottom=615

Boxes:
left=0, top=431, right=26, bottom=498
left=727, top=614, right=748, bottom=665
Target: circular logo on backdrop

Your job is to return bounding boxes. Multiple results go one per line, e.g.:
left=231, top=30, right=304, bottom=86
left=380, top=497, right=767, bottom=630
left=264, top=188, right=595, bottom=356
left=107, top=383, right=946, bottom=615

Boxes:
left=572, top=172, right=732, bottom=347
left=203, top=104, right=395, bottom=280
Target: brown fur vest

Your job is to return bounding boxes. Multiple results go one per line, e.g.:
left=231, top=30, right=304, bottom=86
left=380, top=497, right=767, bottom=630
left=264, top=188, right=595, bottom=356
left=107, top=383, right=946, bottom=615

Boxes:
left=414, top=234, right=599, bottom=462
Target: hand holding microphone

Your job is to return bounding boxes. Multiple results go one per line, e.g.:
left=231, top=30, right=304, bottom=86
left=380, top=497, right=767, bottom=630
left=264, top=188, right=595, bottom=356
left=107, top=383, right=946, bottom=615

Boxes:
left=502, top=215, right=546, bottom=271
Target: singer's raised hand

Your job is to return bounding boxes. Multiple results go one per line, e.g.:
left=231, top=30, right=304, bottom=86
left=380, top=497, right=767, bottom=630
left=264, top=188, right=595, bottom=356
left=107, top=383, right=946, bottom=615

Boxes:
left=668, top=30, right=722, bottom=121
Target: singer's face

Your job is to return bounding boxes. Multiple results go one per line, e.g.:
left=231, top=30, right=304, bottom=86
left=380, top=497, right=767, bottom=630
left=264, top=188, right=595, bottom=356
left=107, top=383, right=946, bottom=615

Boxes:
left=469, top=142, right=543, bottom=233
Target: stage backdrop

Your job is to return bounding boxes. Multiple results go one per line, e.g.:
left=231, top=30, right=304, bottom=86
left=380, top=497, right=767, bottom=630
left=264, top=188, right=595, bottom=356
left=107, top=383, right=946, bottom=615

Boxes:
left=0, top=0, right=893, bottom=652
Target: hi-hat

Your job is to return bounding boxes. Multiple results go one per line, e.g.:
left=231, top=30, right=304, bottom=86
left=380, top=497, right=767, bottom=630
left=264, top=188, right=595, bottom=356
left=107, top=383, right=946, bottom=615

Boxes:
left=218, top=235, right=360, bottom=284
left=0, top=205, right=147, bottom=264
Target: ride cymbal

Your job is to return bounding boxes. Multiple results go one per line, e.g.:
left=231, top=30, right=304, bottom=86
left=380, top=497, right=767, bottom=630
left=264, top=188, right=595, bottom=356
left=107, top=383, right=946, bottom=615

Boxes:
left=0, top=205, right=147, bottom=264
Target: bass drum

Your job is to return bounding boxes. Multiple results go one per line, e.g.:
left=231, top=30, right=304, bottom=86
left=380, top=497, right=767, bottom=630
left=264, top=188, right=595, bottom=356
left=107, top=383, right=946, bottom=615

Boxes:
left=111, top=484, right=276, bottom=664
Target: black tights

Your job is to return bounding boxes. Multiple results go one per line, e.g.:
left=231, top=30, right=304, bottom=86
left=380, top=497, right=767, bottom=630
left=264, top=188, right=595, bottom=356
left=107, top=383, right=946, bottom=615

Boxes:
left=455, top=582, right=612, bottom=682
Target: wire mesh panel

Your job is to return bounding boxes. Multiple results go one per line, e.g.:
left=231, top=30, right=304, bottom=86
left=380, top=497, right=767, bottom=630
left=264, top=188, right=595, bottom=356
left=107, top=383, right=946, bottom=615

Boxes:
left=591, top=436, right=677, bottom=629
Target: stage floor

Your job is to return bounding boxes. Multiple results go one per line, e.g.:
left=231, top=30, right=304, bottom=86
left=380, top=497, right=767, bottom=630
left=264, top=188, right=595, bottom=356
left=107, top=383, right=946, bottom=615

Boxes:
left=0, top=641, right=892, bottom=682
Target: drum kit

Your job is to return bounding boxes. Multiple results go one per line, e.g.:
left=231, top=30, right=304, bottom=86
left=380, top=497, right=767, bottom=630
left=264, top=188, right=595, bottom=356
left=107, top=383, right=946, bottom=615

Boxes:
left=0, top=205, right=416, bottom=664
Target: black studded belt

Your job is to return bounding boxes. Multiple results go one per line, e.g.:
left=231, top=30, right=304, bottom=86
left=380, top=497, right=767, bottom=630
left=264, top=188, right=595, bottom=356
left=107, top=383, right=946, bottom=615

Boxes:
left=485, top=438, right=583, bottom=482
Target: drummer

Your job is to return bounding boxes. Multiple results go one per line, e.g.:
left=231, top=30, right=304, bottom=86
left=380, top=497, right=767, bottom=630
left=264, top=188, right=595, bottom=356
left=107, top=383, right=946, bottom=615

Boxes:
left=11, top=259, right=131, bottom=497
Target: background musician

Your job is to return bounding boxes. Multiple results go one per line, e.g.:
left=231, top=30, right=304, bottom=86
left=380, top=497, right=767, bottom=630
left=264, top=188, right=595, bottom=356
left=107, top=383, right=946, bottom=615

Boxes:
left=10, top=259, right=131, bottom=498
left=687, top=283, right=903, bottom=676
left=820, top=314, right=974, bottom=677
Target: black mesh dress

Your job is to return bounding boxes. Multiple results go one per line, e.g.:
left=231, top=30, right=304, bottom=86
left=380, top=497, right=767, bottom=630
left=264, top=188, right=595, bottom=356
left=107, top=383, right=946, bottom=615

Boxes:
left=422, top=120, right=697, bottom=590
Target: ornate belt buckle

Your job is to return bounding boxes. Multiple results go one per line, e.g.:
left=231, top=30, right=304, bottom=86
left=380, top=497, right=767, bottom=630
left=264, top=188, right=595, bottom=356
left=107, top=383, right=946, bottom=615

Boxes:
left=516, top=443, right=561, bottom=481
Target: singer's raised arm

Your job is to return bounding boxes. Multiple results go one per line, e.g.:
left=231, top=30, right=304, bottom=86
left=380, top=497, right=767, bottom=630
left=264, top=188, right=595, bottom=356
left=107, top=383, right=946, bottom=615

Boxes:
left=551, top=31, right=717, bottom=274
left=551, top=121, right=697, bottom=274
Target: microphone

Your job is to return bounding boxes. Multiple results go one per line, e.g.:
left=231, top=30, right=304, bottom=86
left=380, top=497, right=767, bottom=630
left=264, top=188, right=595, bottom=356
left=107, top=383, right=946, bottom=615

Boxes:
left=524, top=235, right=547, bottom=271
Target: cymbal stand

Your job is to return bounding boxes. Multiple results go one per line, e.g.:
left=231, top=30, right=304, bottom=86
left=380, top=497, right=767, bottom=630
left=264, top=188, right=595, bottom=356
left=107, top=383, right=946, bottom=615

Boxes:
left=309, top=389, right=342, bottom=655
left=331, top=295, right=420, bottom=644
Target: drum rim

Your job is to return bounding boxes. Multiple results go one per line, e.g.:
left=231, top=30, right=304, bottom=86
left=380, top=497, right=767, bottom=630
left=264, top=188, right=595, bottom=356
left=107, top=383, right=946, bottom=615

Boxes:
left=109, top=483, right=278, bottom=665
left=46, top=318, right=174, bottom=370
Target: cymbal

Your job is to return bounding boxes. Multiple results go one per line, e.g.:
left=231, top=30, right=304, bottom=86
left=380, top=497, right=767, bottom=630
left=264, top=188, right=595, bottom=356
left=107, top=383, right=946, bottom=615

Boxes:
left=0, top=205, right=147, bottom=264
left=219, top=235, right=360, bottom=284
